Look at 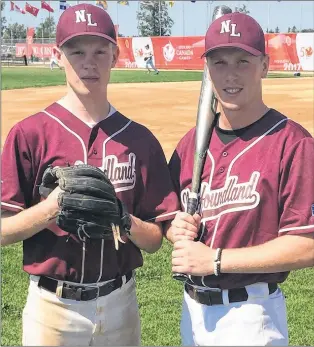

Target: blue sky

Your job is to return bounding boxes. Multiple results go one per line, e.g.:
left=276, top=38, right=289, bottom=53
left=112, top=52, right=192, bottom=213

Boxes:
left=4, top=1, right=314, bottom=36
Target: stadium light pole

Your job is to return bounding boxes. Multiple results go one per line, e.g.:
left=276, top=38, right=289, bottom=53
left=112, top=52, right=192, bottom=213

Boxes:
left=41, top=14, right=44, bottom=63
left=137, top=1, right=140, bottom=37
left=159, top=1, right=162, bottom=36
left=182, top=1, right=185, bottom=38
left=48, top=1, right=51, bottom=40
left=209, top=1, right=214, bottom=26
left=8, top=14, right=13, bottom=47
left=300, top=2, right=303, bottom=31
left=267, top=2, right=270, bottom=32
left=206, top=2, right=208, bottom=29
left=116, top=2, right=119, bottom=33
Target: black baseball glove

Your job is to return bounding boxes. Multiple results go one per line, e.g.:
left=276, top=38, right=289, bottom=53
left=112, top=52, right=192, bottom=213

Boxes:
left=39, top=164, right=131, bottom=249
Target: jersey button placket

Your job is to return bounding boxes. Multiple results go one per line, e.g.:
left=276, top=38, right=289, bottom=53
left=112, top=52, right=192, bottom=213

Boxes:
left=219, top=152, right=227, bottom=173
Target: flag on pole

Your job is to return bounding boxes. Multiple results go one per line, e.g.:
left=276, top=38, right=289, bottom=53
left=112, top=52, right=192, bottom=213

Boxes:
left=117, top=1, right=129, bottom=5
left=17, top=5, right=26, bottom=14
left=60, top=0, right=69, bottom=11
left=95, top=1, right=108, bottom=10
left=41, top=1, right=54, bottom=13
left=168, top=1, right=175, bottom=7
left=25, top=2, right=40, bottom=17
left=10, top=1, right=26, bottom=14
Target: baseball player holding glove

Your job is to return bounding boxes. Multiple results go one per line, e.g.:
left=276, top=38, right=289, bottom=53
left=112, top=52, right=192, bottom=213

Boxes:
left=1, top=4, right=179, bottom=346
left=165, top=13, right=314, bottom=346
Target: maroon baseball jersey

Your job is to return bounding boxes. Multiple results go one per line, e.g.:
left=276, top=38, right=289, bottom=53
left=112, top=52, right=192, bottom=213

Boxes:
left=1, top=103, right=179, bottom=283
left=169, top=109, right=314, bottom=289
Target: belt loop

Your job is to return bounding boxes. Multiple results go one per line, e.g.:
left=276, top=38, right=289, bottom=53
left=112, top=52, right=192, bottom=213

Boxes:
left=222, top=289, right=230, bottom=305
left=56, top=280, right=64, bottom=298
left=95, top=286, right=100, bottom=300
left=75, top=288, right=82, bottom=301
left=122, top=274, right=126, bottom=285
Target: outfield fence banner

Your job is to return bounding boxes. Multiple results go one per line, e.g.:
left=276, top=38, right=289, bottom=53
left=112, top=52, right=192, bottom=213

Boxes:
left=10, top=33, right=314, bottom=71
left=116, top=33, right=314, bottom=71
left=15, top=43, right=54, bottom=59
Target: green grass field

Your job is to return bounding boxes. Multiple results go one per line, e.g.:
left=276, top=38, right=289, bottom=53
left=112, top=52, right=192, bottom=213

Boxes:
left=1, top=67, right=204, bottom=90
left=2, top=66, right=313, bottom=90
left=1, top=68, right=314, bottom=346
left=1, top=243, right=314, bottom=346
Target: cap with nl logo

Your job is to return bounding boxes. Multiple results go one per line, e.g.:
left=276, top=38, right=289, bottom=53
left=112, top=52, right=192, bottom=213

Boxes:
left=202, top=12, right=265, bottom=58
left=56, top=3, right=117, bottom=48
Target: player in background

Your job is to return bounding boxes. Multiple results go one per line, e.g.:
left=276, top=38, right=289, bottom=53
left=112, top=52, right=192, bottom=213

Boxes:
left=143, top=44, right=159, bottom=75
left=1, top=3, right=179, bottom=346
left=49, top=51, right=61, bottom=70
left=165, top=12, right=314, bottom=346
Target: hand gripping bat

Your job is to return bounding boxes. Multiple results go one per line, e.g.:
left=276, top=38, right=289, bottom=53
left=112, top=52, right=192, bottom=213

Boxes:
left=173, top=5, right=232, bottom=282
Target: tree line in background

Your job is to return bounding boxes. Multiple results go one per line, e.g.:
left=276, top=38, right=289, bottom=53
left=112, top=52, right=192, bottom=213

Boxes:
left=1, top=1, right=6, bottom=36
left=137, top=0, right=174, bottom=37
left=2, top=17, right=57, bottom=40
left=1, top=2, right=313, bottom=41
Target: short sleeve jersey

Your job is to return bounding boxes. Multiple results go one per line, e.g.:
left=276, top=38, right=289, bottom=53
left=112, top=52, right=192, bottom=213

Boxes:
left=169, top=109, right=314, bottom=289
left=1, top=103, right=180, bottom=283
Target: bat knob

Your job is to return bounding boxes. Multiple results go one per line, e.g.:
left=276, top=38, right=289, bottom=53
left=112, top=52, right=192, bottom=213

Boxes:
left=173, top=272, right=189, bottom=282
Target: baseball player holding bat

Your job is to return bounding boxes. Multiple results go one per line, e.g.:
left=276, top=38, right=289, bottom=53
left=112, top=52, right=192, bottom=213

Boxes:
left=1, top=3, right=179, bottom=346
left=173, top=5, right=232, bottom=282
left=165, top=11, right=314, bottom=346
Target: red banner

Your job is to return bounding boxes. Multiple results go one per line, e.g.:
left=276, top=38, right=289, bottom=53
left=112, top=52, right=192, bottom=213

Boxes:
left=266, top=33, right=313, bottom=72
left=149, top=36, right=204, bottom=70
left=15, top=33, right=314, bottom=71
left=116, top=36, right=204, bottom=70
left=16, top=43, right=54, bottom=58
left=25, top=27, right=35, bottom=57
left=115, top=34, right=314, bottom=72
left=26, top=27, right=35, bottom=45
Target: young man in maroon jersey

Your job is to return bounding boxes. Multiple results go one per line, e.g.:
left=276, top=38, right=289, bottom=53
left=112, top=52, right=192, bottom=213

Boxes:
left=1, top=3, right=179, bottom=346
left=165, top=12, right=314, bottom=346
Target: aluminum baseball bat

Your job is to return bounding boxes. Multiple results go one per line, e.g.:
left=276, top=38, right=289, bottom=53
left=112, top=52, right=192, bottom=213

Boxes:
left=173, top=5, right=232, bottom=282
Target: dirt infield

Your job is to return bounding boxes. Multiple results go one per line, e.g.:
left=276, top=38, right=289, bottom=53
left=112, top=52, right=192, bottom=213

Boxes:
left=2, top=78, right=313, bottom=160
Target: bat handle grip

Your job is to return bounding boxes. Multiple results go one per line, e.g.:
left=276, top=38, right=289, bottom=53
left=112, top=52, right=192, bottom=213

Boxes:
left=186, top=197, right=198, bottom=215
left=172, top=196, right=199, bottom=283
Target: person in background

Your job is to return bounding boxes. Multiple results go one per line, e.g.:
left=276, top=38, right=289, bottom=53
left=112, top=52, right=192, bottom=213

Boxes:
left=144, top=44, right=159, bottom=75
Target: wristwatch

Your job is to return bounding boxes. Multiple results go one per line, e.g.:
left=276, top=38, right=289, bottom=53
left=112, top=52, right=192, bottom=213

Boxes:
left=122, top=212, right=132, bottom=236
left=119, top=199, right=132, bottom=236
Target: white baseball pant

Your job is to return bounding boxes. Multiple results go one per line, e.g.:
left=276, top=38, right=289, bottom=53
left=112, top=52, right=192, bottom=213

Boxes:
left=22, top=274, right=141, bottom=346
left=181, top=282, right=288, bottom=346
